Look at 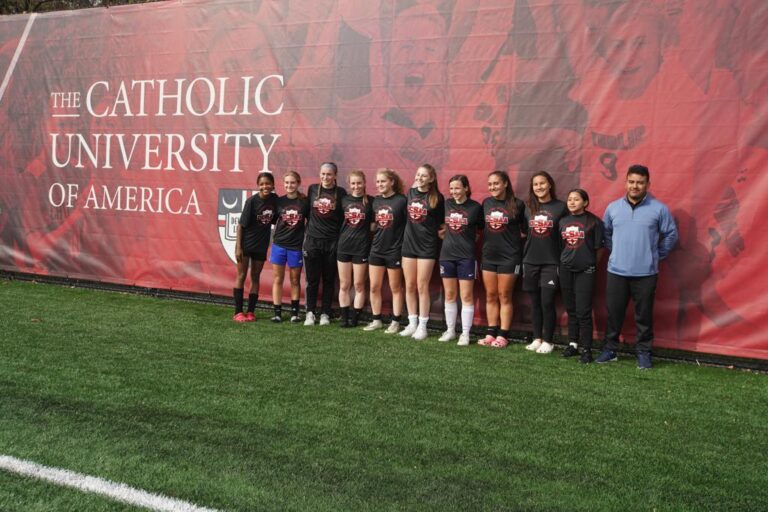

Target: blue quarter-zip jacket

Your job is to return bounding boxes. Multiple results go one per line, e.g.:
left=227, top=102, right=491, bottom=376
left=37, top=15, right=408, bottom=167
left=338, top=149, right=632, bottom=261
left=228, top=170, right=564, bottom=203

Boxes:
left=603, top=193, right=678, bottom=277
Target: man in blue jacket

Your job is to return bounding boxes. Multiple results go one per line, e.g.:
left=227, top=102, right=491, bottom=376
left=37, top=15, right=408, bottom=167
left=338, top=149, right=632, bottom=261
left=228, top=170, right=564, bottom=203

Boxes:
left=596, top=165, right=678, bottom=369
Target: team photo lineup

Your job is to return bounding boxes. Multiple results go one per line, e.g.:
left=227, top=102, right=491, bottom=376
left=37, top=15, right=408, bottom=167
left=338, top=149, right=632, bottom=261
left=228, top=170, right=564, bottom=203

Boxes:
left=233, top=161, right=677, bottom=369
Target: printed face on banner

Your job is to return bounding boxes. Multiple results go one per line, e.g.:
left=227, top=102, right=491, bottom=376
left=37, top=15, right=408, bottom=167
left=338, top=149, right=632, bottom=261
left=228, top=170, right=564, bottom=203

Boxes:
left=217, top=189, right=256, bottom=264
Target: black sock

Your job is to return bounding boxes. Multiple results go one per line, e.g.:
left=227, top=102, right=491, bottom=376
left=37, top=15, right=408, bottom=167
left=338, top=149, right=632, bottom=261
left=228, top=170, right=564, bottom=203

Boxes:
left=351, top=308, right=362, bottom=326
left=373, top=314, right=382, bottom=321
left=486, top=326, right=498, bottom=337
left=273, top=304, right=282, bottom=317
left=392, top=314, right=401, bottom=324
left=340, top=307, right=350, bottom=322
left=247, top=293, right=258, bottom=313
left=291, top=300, right=300, bottom=316
left=499, top=329, right=510, bottom=339
left=233, top=288, right=244, bottom=314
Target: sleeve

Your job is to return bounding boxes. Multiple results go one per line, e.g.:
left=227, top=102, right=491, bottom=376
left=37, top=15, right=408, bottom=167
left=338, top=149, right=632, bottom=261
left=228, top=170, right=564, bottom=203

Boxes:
left=657, top=205, right=679, bottom=260
left=475, top=203, right=484, bottom=230
left=593, top=216, right=604, bottom=249
left=602, top=206, right=613, bottom=252
left=239, top=197, right=253, bottom=228
left=436, top=195, right=445, bottom=223
left=518, top=201, right=527, bottom=236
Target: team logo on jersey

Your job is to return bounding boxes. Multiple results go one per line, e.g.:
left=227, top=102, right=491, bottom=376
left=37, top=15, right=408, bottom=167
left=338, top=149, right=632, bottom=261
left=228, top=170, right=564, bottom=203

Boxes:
left=529, top=212, right=554, bottom=237
left=313, top=195, right=335, bottom=217
left=375, top=205, right=394, bottom=228
left=446, top=210, right=469, bottom=232
left=407, top=200, right=428, bottom=223
left=561, top=223, right=586, bottom=248
left=281, top=207, right=302, bottom=228
left=257, top=208, right=274, bottom=225
left=485, top=208, right=509, bottom=232
left=217, top=188, right=257, bottom=264
left=345, top=204, right=365, bottom=226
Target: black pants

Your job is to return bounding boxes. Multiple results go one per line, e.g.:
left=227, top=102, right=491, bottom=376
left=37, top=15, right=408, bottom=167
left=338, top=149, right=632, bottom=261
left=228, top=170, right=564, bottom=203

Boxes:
left=603, top=272, right=658, bottom=353
left=560, top=266, right=596, bottom=349
left=529, top=287, right=557, bottom=342
left=304, top=238, right=337, bottom=315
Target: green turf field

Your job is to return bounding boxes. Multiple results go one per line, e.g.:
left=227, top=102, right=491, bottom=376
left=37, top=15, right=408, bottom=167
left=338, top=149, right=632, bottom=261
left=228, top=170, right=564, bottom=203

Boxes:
left=0, top=279, right=766, bottom=511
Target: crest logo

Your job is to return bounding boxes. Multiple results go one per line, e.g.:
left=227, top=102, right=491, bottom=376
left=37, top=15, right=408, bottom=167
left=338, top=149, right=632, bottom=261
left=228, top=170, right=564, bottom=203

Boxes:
left=376, top=205, right=394, bottom=228
left=218, top=188, right=256, bottom=264
left=485, top=208, right=509, bottom=232
left=407, top=200, right=428, bottom=223
left=529, top=212, right=554, bottom=237
left=314, top=196, right=335, bottom=217
left=561, top=223, right=586, bottom=248
left=345, top=204, right=365, bottom=226
left=257, top=208, right=274, bottom=225
left=282, top=207, right=302, bottom=228
left=446, top=210, right=469, bottom=232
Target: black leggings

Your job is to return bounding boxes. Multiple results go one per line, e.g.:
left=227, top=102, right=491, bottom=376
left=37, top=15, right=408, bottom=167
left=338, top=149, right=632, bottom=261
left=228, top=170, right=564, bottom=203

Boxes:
left=560, top=266, right=596, bottom=349
left=304, top=240, right=337, bottom=315
left=529, top=287, right=557, bottom=342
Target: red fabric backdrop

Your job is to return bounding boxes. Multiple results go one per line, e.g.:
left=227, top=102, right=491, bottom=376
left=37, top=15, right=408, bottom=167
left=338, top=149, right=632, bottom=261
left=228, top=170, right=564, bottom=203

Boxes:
left=0, top=0, right=765, bottom=359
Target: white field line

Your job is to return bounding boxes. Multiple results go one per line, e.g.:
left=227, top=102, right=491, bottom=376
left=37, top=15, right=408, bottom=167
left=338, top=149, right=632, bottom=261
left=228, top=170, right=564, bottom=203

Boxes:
left=0, top=14, right=37, bottom=105
left=0, top=455, right=221, bottom=512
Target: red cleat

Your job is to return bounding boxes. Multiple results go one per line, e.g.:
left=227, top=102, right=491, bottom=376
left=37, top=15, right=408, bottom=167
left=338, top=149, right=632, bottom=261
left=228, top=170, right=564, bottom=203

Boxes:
left=244, top=312, right=256, bottom=322
left=233, top=312, right=249, bottom=323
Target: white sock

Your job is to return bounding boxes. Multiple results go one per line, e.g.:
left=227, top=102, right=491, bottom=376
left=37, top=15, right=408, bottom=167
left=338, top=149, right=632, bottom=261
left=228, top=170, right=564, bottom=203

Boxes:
left=408, top=314, right=418, bottom=327
left=461, top=304, right=474, bottom=335
left=418, top=316, right=429, bottom=328
left=445, top=302, right=458, bottom=331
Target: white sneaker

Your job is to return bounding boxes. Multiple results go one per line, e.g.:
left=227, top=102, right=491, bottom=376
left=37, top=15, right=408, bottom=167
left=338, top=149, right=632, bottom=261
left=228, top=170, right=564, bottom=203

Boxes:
left=438, top=329, right=456, bottom=342
left=399, top=323, right=418, bottom=337
left=319, top=314, right=331, bottom=326
left=384, top=321, right=400, bottom=334
left=304, top=312, right=316, bottom=326
left=525, top=339, right=542, bottom=351
left=412, top=326, right=428, bottom=341
left=536, top=341, right=554, bottom=354
left=457, top=333, right=471, bottom=346
left=363, top=319, right=383, bottom=331
left=290, top=315, right=301, bottom=323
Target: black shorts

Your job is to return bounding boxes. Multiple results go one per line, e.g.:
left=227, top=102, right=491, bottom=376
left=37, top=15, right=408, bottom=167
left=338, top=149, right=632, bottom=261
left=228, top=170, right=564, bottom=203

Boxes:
left=481, top=262, right=522, bottom=275
left=523, top=263, right=559, bottom=291
left=303, top=237, right=337, bottom=258
left=244, top=251, right=267, bottom=262
left=369, top=254, right=402, bottom=269
left=401, top=251, right=438, bottom=260
left=337, top=253, right=369, bottom=264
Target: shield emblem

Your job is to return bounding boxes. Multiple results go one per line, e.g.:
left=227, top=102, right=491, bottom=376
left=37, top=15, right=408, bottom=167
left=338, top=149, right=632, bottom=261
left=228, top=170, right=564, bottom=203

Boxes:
left=218, top=188, right=256, bottom=263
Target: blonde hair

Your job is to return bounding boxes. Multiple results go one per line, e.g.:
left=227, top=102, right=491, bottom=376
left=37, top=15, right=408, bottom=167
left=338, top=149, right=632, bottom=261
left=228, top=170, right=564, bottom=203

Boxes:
left=283, top=170, right=305, bottom=199
left=377, top=168, right=404, bottom=195
left=347, top=169, right=368, bottom=205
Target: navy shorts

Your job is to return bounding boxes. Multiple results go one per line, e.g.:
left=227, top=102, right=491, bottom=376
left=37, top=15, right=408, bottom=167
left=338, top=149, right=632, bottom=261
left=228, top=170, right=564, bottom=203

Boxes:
left=337, top=252, right=369, bottom=264
left=269, top=244, right=303, bottom=268
left=481, top=262, right=522, bottom=275
left=522, top=263, right=559, bottom=291
left=440, top=259, right=476, bottom=280
left=369, top=254, right=402, bottom=269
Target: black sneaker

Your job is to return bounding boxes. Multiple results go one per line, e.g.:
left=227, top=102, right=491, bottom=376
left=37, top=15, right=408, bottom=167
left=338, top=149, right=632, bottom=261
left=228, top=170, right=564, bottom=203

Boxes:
left=637, top=351, right=653, bottom=370
left=270, top=315, right=282, bottom=323
left=579, top=350, right=593, bottom=364
left=561, top=345, right=579, bottom=358
left=595, top=349, right=618, bottom=364
left=339, top=318, right=352, bottom=328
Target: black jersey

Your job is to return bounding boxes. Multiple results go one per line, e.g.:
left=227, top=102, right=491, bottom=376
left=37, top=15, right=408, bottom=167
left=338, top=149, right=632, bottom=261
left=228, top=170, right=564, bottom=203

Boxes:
left=305, top=184, right=347, bottom=241
left=523, top=200, right=567, bottom=265
left=239, top=192, right=277, bottom=254
left=402, top=188, right=445, bottom=258
left=559, top=212, right=604, bottom=272
left=370, top=193, right=407, bottom=257
left=482, top=196, right=526, bottom=265
left=339, top=195, right=374, bottom=256
left=440, top=198, right=484, bottom=261
left=273, top=195, right=310, bottom=251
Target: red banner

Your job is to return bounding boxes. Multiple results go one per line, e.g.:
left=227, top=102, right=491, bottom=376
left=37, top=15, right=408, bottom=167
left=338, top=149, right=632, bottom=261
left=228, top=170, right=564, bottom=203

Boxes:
left=1, top=0, right=766, bottom=359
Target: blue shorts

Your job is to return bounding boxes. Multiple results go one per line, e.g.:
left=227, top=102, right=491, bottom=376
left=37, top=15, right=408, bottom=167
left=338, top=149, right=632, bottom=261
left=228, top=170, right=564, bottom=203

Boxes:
left=440, top=259, right=477, bottom=280
left=270, top=244, right=303, bottom=268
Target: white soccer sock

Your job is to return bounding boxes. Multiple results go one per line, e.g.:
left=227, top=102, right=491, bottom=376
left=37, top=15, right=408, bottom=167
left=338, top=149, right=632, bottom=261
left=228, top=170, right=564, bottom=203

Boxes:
left=418, top=316, right=429, bottom=328
left=408, top=314, right=418, bottom=327
left=461, top=304, right=474, bottom=335
left=444, top=302, right=458, bottom=332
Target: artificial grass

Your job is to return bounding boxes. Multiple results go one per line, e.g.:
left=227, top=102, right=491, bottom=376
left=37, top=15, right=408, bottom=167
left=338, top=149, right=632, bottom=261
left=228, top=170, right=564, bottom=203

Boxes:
left=0, top=279, right=766, bottom=511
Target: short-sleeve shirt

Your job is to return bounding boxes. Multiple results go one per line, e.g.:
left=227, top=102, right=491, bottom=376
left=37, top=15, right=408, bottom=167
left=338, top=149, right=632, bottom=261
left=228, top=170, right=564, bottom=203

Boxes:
left=339, top=194, right=374, bottom=257
left=239, top=192, right=277, bottom=254
left=440, top=198, right=484, bottom=261
left=523, top=200, right=568, bottom=265
left=305, top=184, right=347, bottom=241
left=370, top=193, right=407, bottom=258
left=559, top=212, right=604, bottom=272
left=273, top=195, right=310, bottom=251
left=482, top=196, right=526, bottom=265
left=402, top=188, right=445, bottom=258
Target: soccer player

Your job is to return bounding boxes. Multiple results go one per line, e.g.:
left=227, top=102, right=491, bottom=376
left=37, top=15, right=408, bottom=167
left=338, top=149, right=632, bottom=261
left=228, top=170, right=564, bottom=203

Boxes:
left=303, top=162, right=347, bottom=326
left=479, top=171, right=525, bottom=348
left=558, top=189, right=604, bottom=363
left=364, top=169, right=407, bottom=333
left=400, top=164, right=445, bottom=341
left=270, top=171, right=309, bottom=323
left=523, top=171, right=567, bottom=354
left=337, top=170, right=374, bottom=328
left=596, top=165, right=678, bottom=369
left=233, top=172, right=277, bottom=322
left=438, top=175, right=484, bottom=346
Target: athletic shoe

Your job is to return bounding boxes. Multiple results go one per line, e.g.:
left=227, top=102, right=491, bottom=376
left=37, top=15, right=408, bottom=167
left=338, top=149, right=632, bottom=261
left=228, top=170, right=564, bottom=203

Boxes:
left=579, top=350, right=593, bottom=364
left=339, top=318, right=352, bottom=328
left=595, top=349, right=618, bottom=364
left=244, top=312, right=256, bottom=322
left=412, top=326, right=428, bottom=341
left=457, top=333, right=471, bottom=346
left=525, top=339, right=542, bottom=351
left=233, top=312, right=248, bottom=323
left=536, top=342, right=554, bottom=354
left=561, top=345, right=579, bottom=358
left=304, top=311, right=316, bottom=326
left=491, top=336, right=509, bottom=349
left=478, top=334, right=495, bottom=346
left=637, top=352, right=653, bottom=370
left=270, top=315, right=282, bottom=323
left=319, top=314, right=331, bottom=326
left=438, top=330, right=456, bottom=342
left=384, top=321, right=400, bottom=334
left=290, top=315, right=301, bottom=323
left=399, top=323, right=418, bottom=337
left=363, top=319, right=383, bottom=331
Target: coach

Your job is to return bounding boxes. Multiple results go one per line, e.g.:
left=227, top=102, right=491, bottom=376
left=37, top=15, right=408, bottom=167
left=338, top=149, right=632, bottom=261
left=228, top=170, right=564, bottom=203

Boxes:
left=596, top=165, right=678, bottom=369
